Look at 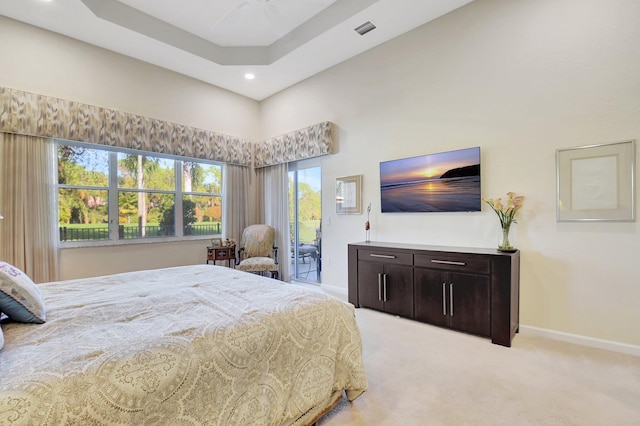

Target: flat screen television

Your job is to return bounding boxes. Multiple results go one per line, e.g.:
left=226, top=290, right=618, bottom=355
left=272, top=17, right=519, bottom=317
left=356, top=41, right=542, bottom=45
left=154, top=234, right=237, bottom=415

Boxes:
left=380, top=146, right=481, bottom=213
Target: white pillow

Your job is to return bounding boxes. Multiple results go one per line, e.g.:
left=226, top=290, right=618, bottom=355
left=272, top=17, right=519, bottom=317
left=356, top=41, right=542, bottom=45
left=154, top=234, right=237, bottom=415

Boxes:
left=0, top=322, right=4, bottom=351
left=0, top=262, right=46, bottom=323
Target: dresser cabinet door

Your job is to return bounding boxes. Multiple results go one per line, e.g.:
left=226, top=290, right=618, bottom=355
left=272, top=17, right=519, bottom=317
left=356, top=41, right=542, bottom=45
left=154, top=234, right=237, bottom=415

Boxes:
left=381, top=264, right=414, bottom=318
left=357, top=261, right=385, bottom=311
left=414, top=268, right=449, bottom=328
left=415, top=269, right=490, bottom=337
left=448, top=272, right=490, bottom=337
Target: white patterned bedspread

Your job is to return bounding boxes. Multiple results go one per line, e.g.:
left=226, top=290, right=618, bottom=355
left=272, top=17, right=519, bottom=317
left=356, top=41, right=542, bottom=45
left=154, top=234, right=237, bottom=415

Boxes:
left=0, top=265, right=367, bottom=425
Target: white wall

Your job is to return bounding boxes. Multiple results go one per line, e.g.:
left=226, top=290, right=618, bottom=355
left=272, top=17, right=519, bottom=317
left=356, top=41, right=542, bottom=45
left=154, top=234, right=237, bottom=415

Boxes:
left=260, top=0, right=640, bottom=346
left=0, top=17, right=261, bottom=279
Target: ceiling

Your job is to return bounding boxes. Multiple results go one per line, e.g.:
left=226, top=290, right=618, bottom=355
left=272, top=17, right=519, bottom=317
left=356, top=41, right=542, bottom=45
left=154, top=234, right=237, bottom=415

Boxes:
left=0, top=0, right=473, bottom=101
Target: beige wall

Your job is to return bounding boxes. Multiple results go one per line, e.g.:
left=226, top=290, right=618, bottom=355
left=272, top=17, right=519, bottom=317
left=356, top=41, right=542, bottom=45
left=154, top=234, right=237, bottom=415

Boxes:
left=260, top=0, right=640, bottom=346
left=59, top=240, right=210, bottom=280
left=2, top=0, right=640, bottom=347
left=0, top=18, right=260, bottom=142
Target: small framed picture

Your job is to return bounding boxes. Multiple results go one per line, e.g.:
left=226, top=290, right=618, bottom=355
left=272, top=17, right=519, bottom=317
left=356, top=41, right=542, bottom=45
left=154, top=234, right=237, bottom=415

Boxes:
left=210, top=238, right=223, bottom=248
left=336, top=175, right=362, bottom=214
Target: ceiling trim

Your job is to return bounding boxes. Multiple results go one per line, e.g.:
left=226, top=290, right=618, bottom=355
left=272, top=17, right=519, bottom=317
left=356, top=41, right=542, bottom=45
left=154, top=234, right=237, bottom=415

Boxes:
left=81, top=0, right=380, bottom=66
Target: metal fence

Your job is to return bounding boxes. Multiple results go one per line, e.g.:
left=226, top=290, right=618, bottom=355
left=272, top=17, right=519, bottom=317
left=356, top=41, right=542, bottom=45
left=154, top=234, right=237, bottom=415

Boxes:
left=184, top=223, right=221, bottom=236
left=59, top=222, right=222, bottom=241
left=59, top=227, right=109, bottom=241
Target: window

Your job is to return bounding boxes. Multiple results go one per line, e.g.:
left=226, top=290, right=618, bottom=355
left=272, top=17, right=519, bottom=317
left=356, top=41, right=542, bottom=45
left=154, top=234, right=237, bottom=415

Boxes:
left=58, top=145, right=110, bottom=242
left=57, top=142, right=223, bottom=244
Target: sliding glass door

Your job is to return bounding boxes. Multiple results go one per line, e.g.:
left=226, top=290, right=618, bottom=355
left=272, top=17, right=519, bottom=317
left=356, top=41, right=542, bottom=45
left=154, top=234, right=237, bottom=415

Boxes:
left=288, top=162, right=321, bottom=283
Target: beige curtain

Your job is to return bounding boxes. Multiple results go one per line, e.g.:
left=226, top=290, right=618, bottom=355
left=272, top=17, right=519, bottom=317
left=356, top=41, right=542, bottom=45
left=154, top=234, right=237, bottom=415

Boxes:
left=0, top=133, right=59, bottom=282
left=222, top=164, right=255, bottom=245
left=255, top=164, right=290, bottom=282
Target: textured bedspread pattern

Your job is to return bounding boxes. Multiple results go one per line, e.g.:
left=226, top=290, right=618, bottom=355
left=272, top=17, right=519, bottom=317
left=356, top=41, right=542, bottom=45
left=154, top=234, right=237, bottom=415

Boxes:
left=0, top=265, right=367, bottom=425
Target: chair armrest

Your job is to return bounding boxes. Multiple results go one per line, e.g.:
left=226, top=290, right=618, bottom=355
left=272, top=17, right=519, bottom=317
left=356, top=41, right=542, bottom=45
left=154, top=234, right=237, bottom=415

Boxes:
left=236, top=247, right=245, bottom=265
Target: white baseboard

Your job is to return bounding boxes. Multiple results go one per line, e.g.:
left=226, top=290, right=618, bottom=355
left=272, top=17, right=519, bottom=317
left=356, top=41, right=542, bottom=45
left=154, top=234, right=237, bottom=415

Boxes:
left=319, top=284, right=348, bottom=301
left=519, top=325, right=640, bottom=357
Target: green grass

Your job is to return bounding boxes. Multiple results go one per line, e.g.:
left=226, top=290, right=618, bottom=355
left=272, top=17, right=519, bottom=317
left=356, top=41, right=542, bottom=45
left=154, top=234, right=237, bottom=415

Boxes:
left=297, top=220, right=321, bottom=244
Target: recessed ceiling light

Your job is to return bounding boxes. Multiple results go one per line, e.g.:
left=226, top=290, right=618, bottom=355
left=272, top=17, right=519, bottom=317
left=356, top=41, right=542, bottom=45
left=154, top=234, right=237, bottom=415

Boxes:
left=245, top=73, right=255, bottom=80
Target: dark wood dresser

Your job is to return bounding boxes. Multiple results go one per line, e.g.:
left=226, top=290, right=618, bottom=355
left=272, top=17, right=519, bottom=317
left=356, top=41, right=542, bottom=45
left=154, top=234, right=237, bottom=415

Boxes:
left=348, top=241, right=520, bottom=347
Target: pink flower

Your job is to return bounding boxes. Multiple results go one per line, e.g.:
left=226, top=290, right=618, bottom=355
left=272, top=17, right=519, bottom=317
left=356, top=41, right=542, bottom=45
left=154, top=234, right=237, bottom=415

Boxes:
left=483, top=192, right=525, bottom=229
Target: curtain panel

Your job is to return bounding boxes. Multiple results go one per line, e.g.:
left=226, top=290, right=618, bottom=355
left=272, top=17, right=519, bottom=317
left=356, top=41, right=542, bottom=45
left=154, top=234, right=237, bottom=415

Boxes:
left=0, top=133, right=59, bottom=283
left=222, top=164, right=256, bottom=245
left=255, top=164, right=290, bottom=282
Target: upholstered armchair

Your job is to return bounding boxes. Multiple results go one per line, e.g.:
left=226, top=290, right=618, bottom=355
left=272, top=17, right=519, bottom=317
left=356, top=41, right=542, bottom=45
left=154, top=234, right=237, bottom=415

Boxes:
left=236, top=224, right=279, bottom=279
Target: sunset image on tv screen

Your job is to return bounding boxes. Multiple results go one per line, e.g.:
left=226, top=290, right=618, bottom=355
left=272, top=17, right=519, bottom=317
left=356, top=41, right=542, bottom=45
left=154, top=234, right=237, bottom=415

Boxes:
left=379, top=147, right=481, bottom=212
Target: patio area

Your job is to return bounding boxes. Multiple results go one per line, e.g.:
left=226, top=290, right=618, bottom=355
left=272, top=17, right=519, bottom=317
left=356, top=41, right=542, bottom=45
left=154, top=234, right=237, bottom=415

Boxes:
left=290, top=244, right=320, bottom=283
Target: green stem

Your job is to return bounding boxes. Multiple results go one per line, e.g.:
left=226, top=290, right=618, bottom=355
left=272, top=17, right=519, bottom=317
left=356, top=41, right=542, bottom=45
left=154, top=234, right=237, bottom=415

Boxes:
left=499, top=224, right=512, bottom=250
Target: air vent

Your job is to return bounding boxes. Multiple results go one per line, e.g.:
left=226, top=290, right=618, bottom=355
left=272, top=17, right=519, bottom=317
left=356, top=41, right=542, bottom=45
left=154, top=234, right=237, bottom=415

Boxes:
left=354, top=21, right=376, bottom=36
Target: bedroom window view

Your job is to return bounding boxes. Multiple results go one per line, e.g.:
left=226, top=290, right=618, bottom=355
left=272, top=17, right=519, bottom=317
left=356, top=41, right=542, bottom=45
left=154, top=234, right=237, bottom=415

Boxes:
left=57, top=143, right=223, bottom=243
left=289, top=166, right=321, bottom=284
left=117, top=154, right=176, bottom=238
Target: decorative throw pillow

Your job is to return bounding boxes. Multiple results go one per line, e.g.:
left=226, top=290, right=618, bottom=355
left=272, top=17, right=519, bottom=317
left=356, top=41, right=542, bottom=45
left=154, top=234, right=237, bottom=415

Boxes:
left=0, top=262, right=46, bottom=323
left=0, top=322, right=4, bottom=351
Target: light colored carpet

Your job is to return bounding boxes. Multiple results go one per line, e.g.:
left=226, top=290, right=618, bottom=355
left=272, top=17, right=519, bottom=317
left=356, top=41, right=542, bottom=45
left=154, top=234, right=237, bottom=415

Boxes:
left=317, top=307, right=640, bottom=426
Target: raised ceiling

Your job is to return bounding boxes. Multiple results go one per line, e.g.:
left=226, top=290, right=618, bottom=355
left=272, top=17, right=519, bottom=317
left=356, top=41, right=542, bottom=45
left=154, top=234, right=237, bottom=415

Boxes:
left=0, top=0, right=473, bottom=100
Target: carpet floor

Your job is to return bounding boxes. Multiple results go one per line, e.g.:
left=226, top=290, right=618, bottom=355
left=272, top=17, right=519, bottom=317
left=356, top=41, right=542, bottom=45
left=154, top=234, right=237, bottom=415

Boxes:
left=317, top=307, right=640, bottom=425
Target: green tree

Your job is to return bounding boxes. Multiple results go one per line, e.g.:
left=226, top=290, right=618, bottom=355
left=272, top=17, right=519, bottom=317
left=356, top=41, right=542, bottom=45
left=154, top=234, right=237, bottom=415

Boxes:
left=57, top=146, right=109, bottom=225
left=288, top=177, right=321, bottom=243
left=159, top=199, right=196, bottom=236
left=118, top=154, right=160, bottom=237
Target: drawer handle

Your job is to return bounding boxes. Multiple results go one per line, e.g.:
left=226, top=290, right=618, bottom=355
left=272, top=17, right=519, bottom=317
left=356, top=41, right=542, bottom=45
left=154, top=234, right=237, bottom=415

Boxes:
left=370, top=254, right=396, bottom=259
left=431, top=259, right=466, bottom=266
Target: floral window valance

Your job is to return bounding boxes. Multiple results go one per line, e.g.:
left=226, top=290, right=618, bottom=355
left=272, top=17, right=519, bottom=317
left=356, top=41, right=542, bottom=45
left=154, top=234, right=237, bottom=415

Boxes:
left=0, top=87, right=253, bottom=166
left=254, top=121, right=334, bottom=168
left=0, top=86, right=334, bottom=168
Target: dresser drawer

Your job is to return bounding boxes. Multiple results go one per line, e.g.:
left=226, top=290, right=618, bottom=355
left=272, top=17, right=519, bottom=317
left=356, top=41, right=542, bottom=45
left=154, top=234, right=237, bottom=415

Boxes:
left=357, top=249, right=413, bottom=266
left=415, top=253, right=490, bottom=274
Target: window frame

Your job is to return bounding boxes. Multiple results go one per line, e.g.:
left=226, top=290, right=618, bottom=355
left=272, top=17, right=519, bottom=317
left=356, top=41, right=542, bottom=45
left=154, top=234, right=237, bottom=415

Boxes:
left=56, top=140, right=224, bottom=247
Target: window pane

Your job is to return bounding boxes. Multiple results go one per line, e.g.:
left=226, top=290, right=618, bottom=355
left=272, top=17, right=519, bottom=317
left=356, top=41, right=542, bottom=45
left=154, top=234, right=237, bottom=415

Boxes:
left=118, top=191, right=175, bottom=238
left=117, top=154, right=175, bottom=190
left=58, top=145, right=108, bottom=186
left=184, top=195, right=222, bottom=235
left=58, top=188, right=109, bottom=241
left=182, top=162, right=222, bottom=193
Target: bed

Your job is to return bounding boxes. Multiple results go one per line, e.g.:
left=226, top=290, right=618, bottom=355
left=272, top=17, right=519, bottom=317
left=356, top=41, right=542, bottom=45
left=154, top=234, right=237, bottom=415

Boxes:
left=0, top=264, right=367, bottom=425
